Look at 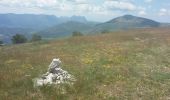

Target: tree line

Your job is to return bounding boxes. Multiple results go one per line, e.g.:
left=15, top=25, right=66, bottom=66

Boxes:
left=11, top=34, right=42, bottom=44
left=0, top=34, right=42, bottom=45
left=10, top=31, right=83, bottom=44
left=0, top=31, right=84, bottom=46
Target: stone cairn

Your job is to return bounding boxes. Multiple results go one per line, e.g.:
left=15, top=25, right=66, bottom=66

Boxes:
left=34, top=58, right=76, bottom=87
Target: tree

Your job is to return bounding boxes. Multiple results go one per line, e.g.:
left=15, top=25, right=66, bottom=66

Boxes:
left=72, top=31, right=83, bottom=37
left=0, top=40, right=3, bottom=46
left=11, top=34, right=27, bottom=44
left=31, top=34, right=42, bottom=42
left=101, top=30, right=109, bottom=34
left=0, top=40, right=3, bottom=44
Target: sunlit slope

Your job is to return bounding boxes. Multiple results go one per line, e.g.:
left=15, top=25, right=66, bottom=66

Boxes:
left=91, top=15, right=160, bottom=33
left=0, top=27, right=170, bottom=100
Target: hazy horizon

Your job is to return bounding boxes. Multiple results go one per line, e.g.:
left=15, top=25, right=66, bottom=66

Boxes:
left=0, top=0, right=170, bottom=23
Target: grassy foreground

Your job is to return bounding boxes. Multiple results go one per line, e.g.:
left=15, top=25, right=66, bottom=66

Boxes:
left=0, top=28, right=170, bottom=100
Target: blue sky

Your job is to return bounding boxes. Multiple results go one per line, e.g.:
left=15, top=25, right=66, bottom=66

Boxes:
left=0, top=0, right=169, bottom=22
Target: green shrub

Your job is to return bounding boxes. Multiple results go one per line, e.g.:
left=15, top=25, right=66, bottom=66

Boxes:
left=31, top=34, right=42, bottom=42
left=11, top=34, right=27, bottom=44
left=0, top=40, right=3, bottom=45
left=101, top=30, right=109, bottom=34
left=72, top=31, right=83, bottom=37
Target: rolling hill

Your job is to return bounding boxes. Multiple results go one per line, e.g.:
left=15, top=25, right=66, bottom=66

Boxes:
left=91, top=15, right=161, bottom=33
left=0, top=27, right=170, bottom=99
left=1, top=14, right=170, bottom=43
left=0, top=13, right=91, bottom=43
left=37, top=21, right=95, bottom=39
left=38, top=15, right=162, bottom=39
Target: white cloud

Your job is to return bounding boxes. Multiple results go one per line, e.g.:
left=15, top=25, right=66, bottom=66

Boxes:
left=0, top=0, right=61, bottom=8
left=69, top=0, right=87, bottom=4
left=104, top=0, right=136, bottom=11
left=145, top=0, right=153, bottom=3
left=159, top=8, right=169, bottom=16
left=1, top=0, right=164, bottom=22
left=0, top=0, right=137, bottom=14
left=139, top=10, right=146, bottom=15
left=137, top=6, right=147, bottom=16
left=0, top=0, right=147, bottom=17
left=138, top=7, right=146, bottom=11
left=60, top=3, right=73, bottom=11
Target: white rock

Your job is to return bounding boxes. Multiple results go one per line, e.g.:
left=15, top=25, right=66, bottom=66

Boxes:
left=34, top=58, right=76, bottom=87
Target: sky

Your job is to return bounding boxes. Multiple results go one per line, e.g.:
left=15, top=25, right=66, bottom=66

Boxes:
left=0, top=0, right=170, bottom=22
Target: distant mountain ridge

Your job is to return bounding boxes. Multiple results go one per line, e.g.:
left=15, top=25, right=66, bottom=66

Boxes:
left=37, top=21, right=93, bottom=39
left=0, top=13, right=89, bottom=43
left=1, top=14, right=170, bottom=44
left=0, top=13, right=88, bottom=30
left=70, top=16, right=87, bottom=23
left=0, top=13, right=59, bottom=30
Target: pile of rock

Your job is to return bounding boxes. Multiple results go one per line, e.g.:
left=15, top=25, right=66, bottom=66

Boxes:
left=34, top=58, right=76, bottom=87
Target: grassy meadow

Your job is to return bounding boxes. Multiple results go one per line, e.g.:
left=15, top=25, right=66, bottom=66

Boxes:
left=0, top=27, right=170, bottom=100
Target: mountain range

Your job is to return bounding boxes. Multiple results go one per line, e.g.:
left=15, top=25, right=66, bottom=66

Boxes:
left=0, top=14, right=89, bottom=43
left=37, top=21, right=94, bottom=39
left=0, top=13, right=88, bottom=29
left=0, top=14, right=169, bottom=43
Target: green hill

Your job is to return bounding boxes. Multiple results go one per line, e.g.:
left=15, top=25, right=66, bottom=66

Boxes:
left=37, top=21, right=94, bottom=39
left=0, top=27, right=170, bottom=99
left=109, top=15, right=160, bottom=27
left=1, top=14, right=168, bottom=43
left=91, top=15, right=160, bottom=33
left=0, top=14, right=92, bottom=43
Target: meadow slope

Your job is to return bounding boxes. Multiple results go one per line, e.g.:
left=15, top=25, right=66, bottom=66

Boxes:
left=0, top=27, right=170, bottom=100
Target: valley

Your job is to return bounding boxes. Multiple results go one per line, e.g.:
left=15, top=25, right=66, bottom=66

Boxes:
left=0, top=14, right=169, bottom=44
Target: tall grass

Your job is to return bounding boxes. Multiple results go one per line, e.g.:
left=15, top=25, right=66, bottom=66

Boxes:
left=0, top=27, right=170, bottom=99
